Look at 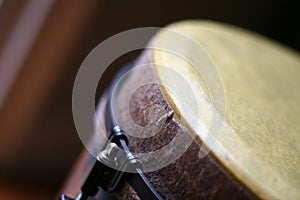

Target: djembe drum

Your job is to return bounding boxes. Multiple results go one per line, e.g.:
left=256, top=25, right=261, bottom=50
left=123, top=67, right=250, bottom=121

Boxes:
left=60, top=20, right=300, bottom=200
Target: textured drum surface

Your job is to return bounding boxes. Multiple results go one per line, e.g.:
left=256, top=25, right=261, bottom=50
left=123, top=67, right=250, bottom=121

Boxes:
left=151, top=20, right=300, bottom=199
left=113, top=57, right=253, bottom=199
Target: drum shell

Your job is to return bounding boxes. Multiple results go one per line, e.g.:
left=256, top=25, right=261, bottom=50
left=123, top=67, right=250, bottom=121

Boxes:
left=107, top=52, right=255, bottom=200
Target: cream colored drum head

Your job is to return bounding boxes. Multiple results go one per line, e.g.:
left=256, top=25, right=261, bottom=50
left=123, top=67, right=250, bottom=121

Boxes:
left=151, top=20, right=300, bottom=200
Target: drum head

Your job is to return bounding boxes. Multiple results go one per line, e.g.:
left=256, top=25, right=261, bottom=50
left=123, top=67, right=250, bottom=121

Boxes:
left=151, top=20, right=300, bottom=199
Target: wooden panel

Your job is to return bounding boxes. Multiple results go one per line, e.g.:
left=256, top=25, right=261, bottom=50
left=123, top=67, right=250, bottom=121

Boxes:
left=0, top=0, right=100, bottom=166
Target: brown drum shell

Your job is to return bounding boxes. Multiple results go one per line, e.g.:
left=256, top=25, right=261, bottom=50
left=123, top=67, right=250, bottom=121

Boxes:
left=60, top=53, right=256, bottom=200
left=104, top=51, right=256, bottom=200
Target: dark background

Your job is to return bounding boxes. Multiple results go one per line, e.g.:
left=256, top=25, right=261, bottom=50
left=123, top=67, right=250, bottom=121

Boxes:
left=0, top=0, right=299, bottom=199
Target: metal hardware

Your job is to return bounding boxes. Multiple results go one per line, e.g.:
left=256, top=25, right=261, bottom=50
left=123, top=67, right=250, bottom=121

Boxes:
left=60, top=63, right=163, bottom=200
left=60, top=126, right=142, bottom=200
left=97, top=141, right=141, bottom=192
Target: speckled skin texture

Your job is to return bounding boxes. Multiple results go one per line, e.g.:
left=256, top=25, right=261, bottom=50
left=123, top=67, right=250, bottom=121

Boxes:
left=115, top=182, right=141, bottom=200
left=111, top=53, right=255, bottom=200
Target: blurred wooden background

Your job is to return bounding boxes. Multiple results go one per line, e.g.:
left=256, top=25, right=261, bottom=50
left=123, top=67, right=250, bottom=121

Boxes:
left=0, top=0, right=298, bottom=199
